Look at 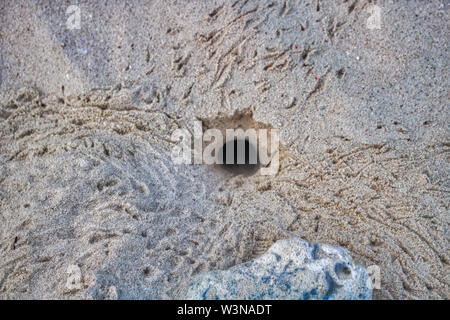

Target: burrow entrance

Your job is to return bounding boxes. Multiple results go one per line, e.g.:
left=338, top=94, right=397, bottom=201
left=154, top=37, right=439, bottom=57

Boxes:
left=200, top=109, right=279, bottom=177
left=218, top=138, right=260, bottom=176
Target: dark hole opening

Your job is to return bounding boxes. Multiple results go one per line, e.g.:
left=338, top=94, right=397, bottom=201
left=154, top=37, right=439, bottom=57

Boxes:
left=218, top=138, right=259, bottom=176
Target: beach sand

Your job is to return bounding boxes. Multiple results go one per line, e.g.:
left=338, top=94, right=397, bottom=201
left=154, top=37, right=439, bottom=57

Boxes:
left=0, top=0, right=448, bottom=299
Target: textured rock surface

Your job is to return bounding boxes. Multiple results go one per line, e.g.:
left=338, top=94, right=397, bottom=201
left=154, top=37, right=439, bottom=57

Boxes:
left=0, top=1, right=449, bottom=299
left=183, top=238, right=372, bottom=300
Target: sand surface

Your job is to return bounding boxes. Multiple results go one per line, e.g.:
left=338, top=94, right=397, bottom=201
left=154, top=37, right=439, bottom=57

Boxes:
left=0, top=0, right=449, bottom=299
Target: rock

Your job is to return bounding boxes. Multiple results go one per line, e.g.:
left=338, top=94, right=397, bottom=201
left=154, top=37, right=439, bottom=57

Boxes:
left=184, top=238, right=372, bottom=300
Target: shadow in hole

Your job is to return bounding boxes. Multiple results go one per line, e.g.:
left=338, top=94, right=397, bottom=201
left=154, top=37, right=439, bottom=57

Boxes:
left=217, top=138, right=260, bottom=176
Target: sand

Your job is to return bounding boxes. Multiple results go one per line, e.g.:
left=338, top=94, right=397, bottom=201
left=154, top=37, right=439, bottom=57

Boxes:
left=0, top=0, right=448, bottom=299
